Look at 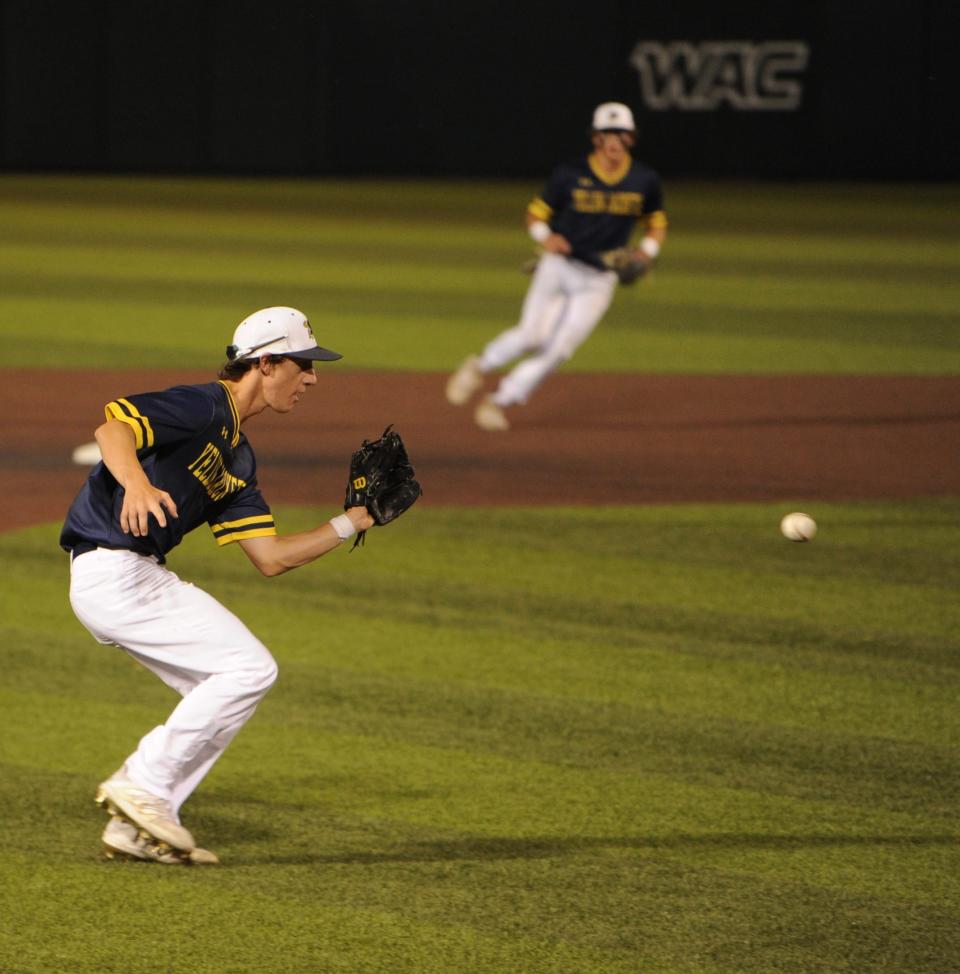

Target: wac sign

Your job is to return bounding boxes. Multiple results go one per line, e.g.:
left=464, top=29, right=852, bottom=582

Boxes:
left=629, top=40, right=810, bottom=111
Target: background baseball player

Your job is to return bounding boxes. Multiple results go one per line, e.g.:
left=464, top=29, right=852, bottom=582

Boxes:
left=61, top=306, right=375, bottom=865
left=446, top=102, right=668, bottom=430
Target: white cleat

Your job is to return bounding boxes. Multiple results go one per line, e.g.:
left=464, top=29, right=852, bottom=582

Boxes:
left=445, top=355, right=485, bottom=406
left=102, top=817, right=220, bottom=866
left=474, top=396, right=510, bottom=432
left=95, top=773, right=195, bottom=853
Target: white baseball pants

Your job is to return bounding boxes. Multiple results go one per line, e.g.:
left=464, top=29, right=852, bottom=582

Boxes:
left=69, top=547, right=278, bottom=821
left=480, top=252, right=617, bottom=406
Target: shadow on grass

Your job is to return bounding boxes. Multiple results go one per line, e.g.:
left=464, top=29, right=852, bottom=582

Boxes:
left=255, top=831, right=960, bottom=866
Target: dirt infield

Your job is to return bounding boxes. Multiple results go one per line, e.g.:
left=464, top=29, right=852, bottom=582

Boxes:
left=3, top=369, right=959, bottom=532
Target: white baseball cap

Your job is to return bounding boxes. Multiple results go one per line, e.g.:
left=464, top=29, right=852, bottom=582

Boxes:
left=228, top=306, right=342, bottom=362
left=592, top=102, right=636, bottom=132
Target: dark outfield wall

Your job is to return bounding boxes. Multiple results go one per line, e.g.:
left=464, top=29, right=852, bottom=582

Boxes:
left=0, top=0, right=955, bottom=179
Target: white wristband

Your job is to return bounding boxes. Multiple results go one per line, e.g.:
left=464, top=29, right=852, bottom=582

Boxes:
left=329, top=513, right=356, bottom=542
left=640, top=236, right=661, bottom=259
left=528, top=221, right=551, bottom=244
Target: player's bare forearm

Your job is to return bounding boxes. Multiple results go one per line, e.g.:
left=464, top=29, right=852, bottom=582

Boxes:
left=95, top=419, right=178, bottom=536
left=95, top=420, right=148, bottom=487
left=239, top=506, right=374, bottom=577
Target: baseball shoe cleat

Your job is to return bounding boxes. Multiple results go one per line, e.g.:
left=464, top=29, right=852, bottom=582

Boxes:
left=101, top=817, right=220, bottom=866
left=474, top=396, right=510, bottom=432
left=445, top=355, right=484, bottom=406
left=95, top=772, right=195, bottom=853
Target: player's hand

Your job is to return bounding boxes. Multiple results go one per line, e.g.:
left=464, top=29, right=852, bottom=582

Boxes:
left=120, top=481, right=179, bottom=537
left=544, top=233, right=572, bottom=255
left=346, top=506, right=375, bottom=532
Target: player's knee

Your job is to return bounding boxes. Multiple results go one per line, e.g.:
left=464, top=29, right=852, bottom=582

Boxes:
left=545, top=347, right=574, bottom=369
left=239, top=653, right=279, bottom=695
left=255, top=657, right=279, bottom=693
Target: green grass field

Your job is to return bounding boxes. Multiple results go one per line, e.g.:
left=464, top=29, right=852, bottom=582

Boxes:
left=1, top=505, right=958, bottom=973
left=0, top=175, right=958, bottom=973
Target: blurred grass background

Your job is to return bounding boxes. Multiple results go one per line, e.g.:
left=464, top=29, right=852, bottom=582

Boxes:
left=0, top=175, right=958, bottom=973
left=1, top=175, right=959, bottom=373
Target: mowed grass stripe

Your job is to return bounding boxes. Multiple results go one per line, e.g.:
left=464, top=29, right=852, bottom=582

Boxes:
left=5, top=588, right=957, bottom=741
left=4, top=641, right=956, bottom=823
left=4, top=257, right=958, bottom=320
left=1, top=732, right=958, bottom=970
left=3, top=207, right=959, bottom=275
left=1, top=175, right=959, bottom=374
left=3, top=627, right=958, bottom=820
left=2, top=227, right=958, bottom=311
left=2, top=174, right=959, bottom=233
left=2, top=712, right=958, bottom=909
left=5, top=852, right=954, bottom=974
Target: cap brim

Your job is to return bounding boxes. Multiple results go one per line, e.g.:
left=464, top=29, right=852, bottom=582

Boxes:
left=297, top=346, right=342, bottom=362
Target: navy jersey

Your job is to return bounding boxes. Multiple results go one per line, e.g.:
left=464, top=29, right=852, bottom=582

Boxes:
left=528, top=153, right=667, bottom=270
left=60, top=381, right=276, bottom=563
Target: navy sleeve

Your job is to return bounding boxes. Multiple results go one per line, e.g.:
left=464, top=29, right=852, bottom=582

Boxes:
left=207, top=481, right=276, bottom=547
left=540, top=165, right=573, bottom=214
left=643, top=180, right=664, bottom=215
left=103, top=385, right=217, bottom=451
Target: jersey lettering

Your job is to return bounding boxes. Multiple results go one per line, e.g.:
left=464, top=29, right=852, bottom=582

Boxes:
left=608, top=192, right=644, bottom=216
left=188, top=442, right=248, bottom=501
left=572, top=189, right=645, bottom=216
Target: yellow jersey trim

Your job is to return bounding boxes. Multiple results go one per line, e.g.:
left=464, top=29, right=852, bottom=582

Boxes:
left=212, top=514, right=275, bottom=532
left=527, top=197, right=554, bottom=221
left=104, top=402, right=145, bottom=450
left=217, top=381, right=241, bottom=447
left=117, top=398, right=154, bottom=448
left=645, top=210, right=669, bottom=230
left=215, top=526, right=278, bottom=546
left=587, top=152, right=631, bottom=186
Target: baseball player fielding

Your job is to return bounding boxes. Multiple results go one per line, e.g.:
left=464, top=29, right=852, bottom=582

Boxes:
left=780, top=512, right=817, bottom=542
left=61, top=305, right=378, bottom=865
left=445, top=100, right=667, bottom=432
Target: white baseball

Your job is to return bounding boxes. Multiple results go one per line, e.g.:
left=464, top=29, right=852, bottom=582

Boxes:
left=71, top=441, right=103, bottom=466
left=780, top=512, right=817, bottom=542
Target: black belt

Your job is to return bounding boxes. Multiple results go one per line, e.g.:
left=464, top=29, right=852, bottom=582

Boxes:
left=71, top=542, right=160, bottom=564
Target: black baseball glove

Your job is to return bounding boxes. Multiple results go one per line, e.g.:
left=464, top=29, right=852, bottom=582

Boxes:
left=599, top=246, right=649, bottom=285
left=344, top=425, right=422, bottom=548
